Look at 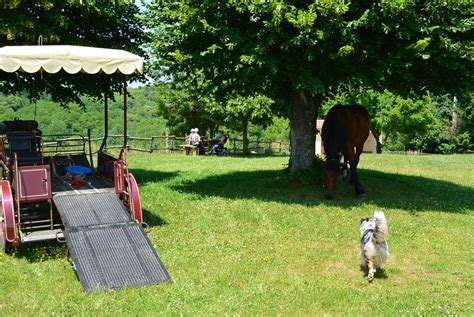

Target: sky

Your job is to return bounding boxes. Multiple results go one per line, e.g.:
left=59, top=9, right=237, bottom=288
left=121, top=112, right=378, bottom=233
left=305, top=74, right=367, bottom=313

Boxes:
left=130, top=0, right=151, bottom=87
left=135, top=0, right=148, bottom=12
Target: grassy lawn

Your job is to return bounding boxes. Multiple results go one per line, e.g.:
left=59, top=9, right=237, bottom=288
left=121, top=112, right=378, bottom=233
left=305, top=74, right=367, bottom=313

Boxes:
left=1, top=153, right=473, bottom=315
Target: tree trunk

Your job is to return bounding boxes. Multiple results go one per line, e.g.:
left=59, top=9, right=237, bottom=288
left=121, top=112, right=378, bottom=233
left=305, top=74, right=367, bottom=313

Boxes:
left=289, top=90, right=321, bottom=175
left=242, top=120, right=249, bottom=155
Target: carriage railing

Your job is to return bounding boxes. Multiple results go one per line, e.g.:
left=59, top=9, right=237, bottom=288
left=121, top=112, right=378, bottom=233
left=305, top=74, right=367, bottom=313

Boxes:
left=41, top=134, right=87, bottom=157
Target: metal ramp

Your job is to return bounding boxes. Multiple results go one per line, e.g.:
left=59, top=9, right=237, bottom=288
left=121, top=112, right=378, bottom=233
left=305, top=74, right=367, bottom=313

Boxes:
left=53, top=192, right=171, bottom=292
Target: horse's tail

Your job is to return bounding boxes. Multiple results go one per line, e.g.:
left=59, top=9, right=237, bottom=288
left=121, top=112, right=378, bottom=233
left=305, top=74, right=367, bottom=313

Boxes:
left=322, top=104, right=347, bottom=155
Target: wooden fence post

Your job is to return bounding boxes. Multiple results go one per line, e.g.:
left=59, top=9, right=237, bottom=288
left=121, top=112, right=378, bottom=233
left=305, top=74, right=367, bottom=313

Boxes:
left=165, top=128, right=170, bottom=153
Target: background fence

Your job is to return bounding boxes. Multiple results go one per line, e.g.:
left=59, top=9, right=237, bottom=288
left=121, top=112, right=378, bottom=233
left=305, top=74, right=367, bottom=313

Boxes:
left=77, top=134, right=290, bottom=154
left=40, top=134, right=431, bottom=157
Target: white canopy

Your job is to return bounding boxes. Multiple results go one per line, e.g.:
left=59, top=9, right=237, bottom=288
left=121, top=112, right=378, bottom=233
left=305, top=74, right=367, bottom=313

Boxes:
left=0, top=45, right=143, bottom=75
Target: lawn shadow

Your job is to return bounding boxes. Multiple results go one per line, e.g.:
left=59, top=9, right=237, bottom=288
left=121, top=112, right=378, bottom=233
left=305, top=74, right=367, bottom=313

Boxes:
left=173, top=169, right=325, bottom=206
left=129, top=169, right=176, bottom=227
left=359, top=266, right=389, bottom=281
left=13, top=240, right=68, bottom=263
left=129, top=168, right=179, bottom=185
left=224, top=153, right=289, bottom=159
left=142, top=208, right=168, bottom=228
left=360, top=169, right=473, bottom=213
left=171, top=168, right=473, bottom=213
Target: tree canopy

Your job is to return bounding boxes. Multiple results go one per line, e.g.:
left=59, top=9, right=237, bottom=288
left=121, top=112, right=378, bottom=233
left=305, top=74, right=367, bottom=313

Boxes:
left=0, top=0, right=146, bottom=106
left=146, top=0, right=473, bottom=173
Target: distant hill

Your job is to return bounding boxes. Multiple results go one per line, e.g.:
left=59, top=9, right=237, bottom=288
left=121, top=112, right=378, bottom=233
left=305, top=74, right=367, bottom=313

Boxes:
left=0, top=87, right=168, bottom=138
left=0, top=85, right=290, bottom=144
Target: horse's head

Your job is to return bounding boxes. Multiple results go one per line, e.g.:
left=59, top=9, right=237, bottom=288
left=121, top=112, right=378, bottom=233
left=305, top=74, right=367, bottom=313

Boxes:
left=323, top=158, right=343, bottom=199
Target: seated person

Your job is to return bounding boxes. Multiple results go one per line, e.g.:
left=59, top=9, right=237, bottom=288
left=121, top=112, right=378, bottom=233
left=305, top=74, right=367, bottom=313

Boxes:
left=210, top=131, right=228, bottom=155
left=188, top=128, right=205, bottom=155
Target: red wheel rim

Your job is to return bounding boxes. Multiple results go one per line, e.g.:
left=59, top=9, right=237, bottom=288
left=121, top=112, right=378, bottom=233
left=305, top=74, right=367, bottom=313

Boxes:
left=0, top=180, right=16, bottom=244
left=0, top=207, right=5, bottom=250
left=125, top=173, right=143, bottom=223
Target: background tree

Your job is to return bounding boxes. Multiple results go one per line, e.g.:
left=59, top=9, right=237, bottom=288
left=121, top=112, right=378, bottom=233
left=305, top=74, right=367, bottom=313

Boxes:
left=224, top=94, right=274, bottom=154
left=146, top=0, right=473, bottom=175
left=0, top=0, right=146, bottom=105
left=409, top=93, right=474, bottom=153
left=152, top=81, right=275, bottom=147
left=152, top=82, right=223, bottom=136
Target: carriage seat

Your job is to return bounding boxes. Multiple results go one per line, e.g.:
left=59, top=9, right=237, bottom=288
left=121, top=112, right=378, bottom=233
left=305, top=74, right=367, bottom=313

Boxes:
left=5, top=131, right=43, bottom=165
left=1, top=120, right=43, bottom=165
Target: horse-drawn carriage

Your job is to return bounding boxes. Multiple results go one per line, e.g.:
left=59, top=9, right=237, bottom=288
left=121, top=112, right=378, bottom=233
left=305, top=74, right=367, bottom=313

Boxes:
left=0, top=45, right=170, bottom=291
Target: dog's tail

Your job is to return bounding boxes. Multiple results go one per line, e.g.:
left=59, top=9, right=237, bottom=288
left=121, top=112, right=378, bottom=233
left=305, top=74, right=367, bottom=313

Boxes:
left=373, top=211, right=388, bottom=243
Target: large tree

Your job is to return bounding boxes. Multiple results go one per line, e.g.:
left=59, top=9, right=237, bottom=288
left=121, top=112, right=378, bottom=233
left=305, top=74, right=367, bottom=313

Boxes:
left=146, top=0, right=472, bottom=174
left=0, top=0, right=146, bottom=105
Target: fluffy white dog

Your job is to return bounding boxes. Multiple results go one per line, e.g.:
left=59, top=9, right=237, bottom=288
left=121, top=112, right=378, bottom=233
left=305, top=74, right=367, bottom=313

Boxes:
left=360, top=211, right=390, bottom=282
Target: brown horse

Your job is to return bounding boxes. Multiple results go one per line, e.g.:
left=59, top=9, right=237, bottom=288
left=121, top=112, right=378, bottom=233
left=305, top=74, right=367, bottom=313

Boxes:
left=321, top=104, right=370, bottom=199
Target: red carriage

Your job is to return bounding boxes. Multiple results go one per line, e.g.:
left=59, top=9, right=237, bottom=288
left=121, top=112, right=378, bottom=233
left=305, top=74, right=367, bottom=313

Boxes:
left=0, top=45, right=170, bottom=291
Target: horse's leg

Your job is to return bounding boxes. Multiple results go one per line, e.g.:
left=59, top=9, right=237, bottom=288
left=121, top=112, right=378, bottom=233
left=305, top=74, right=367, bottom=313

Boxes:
left=342, top=154, right=350, bottom=182
left=343, top=147, right=356, bottom=184
left=350, top=145, right=365, bottom=197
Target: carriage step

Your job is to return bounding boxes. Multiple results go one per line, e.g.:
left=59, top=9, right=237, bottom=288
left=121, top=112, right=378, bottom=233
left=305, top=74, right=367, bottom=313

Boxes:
left=53, top=192, right=131, bottom=228
left=21, top=229, right=63, bottom=243
left=65, top=222, right=171, bottom=292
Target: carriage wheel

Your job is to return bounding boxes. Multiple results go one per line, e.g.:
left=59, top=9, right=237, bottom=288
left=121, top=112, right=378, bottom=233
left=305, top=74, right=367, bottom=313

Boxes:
left=125, top=173, right=143, bottom=223
left=0, top=180, right=15, bottom=254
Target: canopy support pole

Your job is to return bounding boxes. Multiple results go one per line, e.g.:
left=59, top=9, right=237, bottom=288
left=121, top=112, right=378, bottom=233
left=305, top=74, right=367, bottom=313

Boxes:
left=123, top=77, right=128, bottom=149
left=99, top=79, right=109, bottom=153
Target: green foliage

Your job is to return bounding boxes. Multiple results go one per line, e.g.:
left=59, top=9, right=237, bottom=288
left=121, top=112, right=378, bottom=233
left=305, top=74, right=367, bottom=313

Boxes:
left=224, top=94, right=275, bottom=152
left=249, top=116, right=290, bottom=142
left=380, top=94, right=438, bottom=138
left=0, top=1, right=147, bottom=106
left=150, top=81, right=276, bottom=144
left=438, top=132, right=472, bottom=154
left=409, top=94, right=474, bottom=153
left=151, top=82, right=222, bottom=136
left=0, top=88, right=167, bottom=137
left=224, top=94, right=274, bottom=130
left=146, top=0, right=473, bottom=100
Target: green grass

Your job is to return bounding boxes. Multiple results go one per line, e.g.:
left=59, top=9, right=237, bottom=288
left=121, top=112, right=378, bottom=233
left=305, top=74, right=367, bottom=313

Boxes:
left=1, top=153, right=473, bottom=315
